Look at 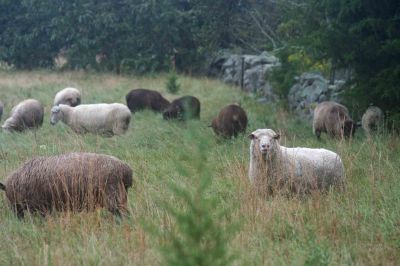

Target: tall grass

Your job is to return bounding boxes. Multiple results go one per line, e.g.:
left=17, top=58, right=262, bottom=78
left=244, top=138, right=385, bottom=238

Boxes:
left=0, top=70, right=399, bottom=265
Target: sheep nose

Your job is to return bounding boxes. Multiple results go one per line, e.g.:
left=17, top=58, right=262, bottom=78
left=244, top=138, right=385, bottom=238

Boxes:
left=261, top=144, right=269, bottom=149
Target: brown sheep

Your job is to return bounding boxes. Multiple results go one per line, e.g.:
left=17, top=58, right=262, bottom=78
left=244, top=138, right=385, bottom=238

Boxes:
left=1, top=99, right=44, bottom=132
left=0, top=152, right=133, bottom=218
left=361, top=106, right=384, bottom=135
left=163, top=96, right=200, bottom=120
left=125, top=88, right=170, bottom=113
left=313, top=101, right=356, bottom=139
left=210, top=104, right=248, bottom=138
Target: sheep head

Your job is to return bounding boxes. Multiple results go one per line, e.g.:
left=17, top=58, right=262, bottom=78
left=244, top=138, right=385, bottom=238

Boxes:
left=1, top=117, right=17, bottom=132
left=249, top=129, right=280, bottom=159
left=342, top=119, right=356, bottom=138
left=50, top=106, right=62, bottom=125
left=163, top=104, right=182, bottom=120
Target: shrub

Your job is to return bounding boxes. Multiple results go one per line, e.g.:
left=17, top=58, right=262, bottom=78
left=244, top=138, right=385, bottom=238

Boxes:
left=165, top=71, right=181, bottom=94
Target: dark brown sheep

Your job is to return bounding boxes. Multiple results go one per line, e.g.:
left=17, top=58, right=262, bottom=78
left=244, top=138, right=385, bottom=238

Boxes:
left=0, top=152, right=133, bottom=218
left=163, top=96, right=200, bottom=120
left=125, top=88, right=170, bottom=113
left=313, top=101, right=356, bottom=138
left=1, top=99, right=44, bottom=132
left=210, top=104, right=248, bottom=138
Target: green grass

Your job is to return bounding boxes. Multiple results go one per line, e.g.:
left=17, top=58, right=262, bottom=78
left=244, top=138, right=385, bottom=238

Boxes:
left=0, top=70, right=399, bottom=265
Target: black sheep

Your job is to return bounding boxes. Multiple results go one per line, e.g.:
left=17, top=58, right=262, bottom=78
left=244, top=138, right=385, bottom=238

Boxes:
left=163, top=96, right=201, bottom=120
left=125, top=88, right=170, bottom=113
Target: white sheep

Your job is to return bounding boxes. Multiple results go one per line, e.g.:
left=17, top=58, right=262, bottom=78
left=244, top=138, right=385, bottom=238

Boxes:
left=50, top=103, right=131, bottom=137
left=361, top=106, right=384, bottom=135
left=53, top=87, right=81, bottom=107
left=249, top=128, right=344, bottom=195
left=2, top=99, right=44, bottom=132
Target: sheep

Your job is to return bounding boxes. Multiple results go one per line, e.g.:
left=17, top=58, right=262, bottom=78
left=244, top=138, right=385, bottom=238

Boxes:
left=0, top=152, right=133, bottom=218
left=163, top=96, right=200, bottom=121
left=361, top=106, right=384, bottom=135
left=210, top=104, right=248, bottom=138
left=312, top=101, right=356, bottom=139
left=0, top=100, right=3, bottom=121
left=53, top=87, right=81, bottom=107
left=50, top=103, right=131, bottom=137
left=2, top=99, right=44, bottom=132
left=249, top=128, right=344, bottom=196
left=125, top=88, right=170, bottom=113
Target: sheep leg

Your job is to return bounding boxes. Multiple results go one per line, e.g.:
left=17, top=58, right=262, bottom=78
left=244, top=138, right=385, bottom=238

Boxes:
left=105, top=186, right=129, bottom=217
left=315, top=129, right=321, bottom=139
left=12, top=204, right=25, bottom=219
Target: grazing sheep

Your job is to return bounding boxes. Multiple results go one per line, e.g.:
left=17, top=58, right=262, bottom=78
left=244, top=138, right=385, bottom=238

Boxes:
left=125, top=88, right=170, bottom=113
left=50, top=103, right=131, bottom=137
left=0, top=152, right=133, bottom=218
left=54, top=87, right=81, bottom=107
left=2, top=99, right=44, bottom=132
left=313, top=101, right=356, bottom=139
left=163, top=96, right=200, bottom=120
left=0, top=101, right=3, bottom=121
left=362, top=106, right=384, bottom=135
left=249, top=128, right=344, bottom=195
left=210, top=104, right=248, bottom=138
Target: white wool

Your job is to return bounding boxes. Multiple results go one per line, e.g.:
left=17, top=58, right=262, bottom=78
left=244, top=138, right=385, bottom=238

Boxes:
left=53, top=87, right=81, bottom=106
left=2, top=99, right=44, bottom=131
left=51, top=103, right=131, bottom=136
left=361, top=106, right=384, bottom=135
left=249, top=128, right=344, bottom=195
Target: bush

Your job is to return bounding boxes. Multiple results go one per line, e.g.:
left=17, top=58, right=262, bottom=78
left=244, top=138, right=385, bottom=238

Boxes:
left=165, top=72, right=181, bottom=94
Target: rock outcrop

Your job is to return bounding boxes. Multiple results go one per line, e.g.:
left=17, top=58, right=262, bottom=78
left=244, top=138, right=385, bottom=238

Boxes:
left=288, top=72, right=346, bottom=120
left=208, top=51, right=280, bottom=102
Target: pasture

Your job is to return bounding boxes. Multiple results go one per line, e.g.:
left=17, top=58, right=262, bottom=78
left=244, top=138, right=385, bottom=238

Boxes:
left=0, top=71, right=399, bottom=265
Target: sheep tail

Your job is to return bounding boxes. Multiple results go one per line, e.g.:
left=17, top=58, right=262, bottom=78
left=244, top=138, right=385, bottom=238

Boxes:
left=0, top=182, right=5, bottom=191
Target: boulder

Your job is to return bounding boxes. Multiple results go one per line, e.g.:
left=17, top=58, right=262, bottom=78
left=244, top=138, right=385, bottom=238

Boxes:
left=208, top=51, right=280, bottom=102
left=288, top=72, right=346, bottom=120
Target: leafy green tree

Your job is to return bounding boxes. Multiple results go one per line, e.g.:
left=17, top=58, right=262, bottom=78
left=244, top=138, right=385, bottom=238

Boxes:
left=274, top=0, right=400, bottom=125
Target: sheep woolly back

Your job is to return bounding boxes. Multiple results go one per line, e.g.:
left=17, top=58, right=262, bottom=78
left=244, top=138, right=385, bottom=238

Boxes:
left=54, top=87, right=81, bottom=107
left=2, top=152, right=133, bottom=217
left=249, top=128, right=344, bottom=195
left=1, top=99, right=44, bottom=131
left=52, top=103, right=131, bottom=136
left=313, top=101, right=355, bottom=138
left=211, top=104, right=247, bottom=138
left=361, top=106, right=384, bottom=135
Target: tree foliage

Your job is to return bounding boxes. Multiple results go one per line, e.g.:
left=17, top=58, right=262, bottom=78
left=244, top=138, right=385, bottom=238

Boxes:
left=274, top=0, right=400, bottom=124
left=0, top=0, right=281, bottom=73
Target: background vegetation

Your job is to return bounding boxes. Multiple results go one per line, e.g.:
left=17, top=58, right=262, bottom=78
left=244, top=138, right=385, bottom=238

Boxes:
left=1, top=0, right=398, bottom=123
left=0, top=71, right=399, bottom=265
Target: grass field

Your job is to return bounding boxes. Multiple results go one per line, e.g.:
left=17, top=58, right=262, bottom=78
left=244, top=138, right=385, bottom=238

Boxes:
left=0, top=70, right=399, bottom=265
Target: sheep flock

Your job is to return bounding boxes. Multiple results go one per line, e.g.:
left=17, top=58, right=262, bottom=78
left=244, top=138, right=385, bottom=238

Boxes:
left=0, top=81, right=389, bottom=218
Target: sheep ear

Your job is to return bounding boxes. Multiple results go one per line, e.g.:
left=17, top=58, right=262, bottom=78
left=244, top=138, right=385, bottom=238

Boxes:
left=248, top=133, right=256, bottom=140
left=273, top=133, right=280, bottom=140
